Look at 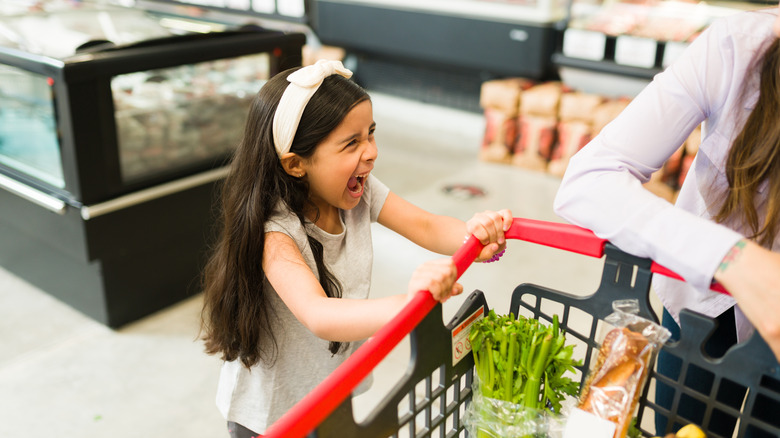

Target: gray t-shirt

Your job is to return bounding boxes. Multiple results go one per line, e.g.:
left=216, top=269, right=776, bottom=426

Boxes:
left=216, top=174, right=390, bottom=434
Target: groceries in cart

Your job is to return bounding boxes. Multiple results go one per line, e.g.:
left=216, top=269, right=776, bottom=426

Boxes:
left=463, top=299, right=674, bottom=438
left=464, top=309, right=581, bottom=437
left=564, top=300, right=672, bottom=438
left=652, top=423, right=707, bottom=438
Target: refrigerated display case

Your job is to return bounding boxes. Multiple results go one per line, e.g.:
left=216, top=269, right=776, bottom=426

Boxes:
left=309, top=0, right=567, bottom=112
left=138, top=0, right=310, bottom=24
left=553, top=0, right=773, bottom=96
left=0, top=1, right=305, bottom=327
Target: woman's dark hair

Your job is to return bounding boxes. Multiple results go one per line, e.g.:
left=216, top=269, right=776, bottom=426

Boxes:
left=715, top=37, right=780, bottom=247
left=200, top=68, right=370, bottom=368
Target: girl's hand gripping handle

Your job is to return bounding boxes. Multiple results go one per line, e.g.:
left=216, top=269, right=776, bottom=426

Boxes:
left=458, top=218, right=729, bottom=295
left=454, top=217, right=608, bottom=276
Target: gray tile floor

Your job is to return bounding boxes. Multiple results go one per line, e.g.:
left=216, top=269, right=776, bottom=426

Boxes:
left=0, top=92, right=618, bottom=438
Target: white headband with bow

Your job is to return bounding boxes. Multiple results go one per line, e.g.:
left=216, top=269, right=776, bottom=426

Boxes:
left=272, top=59, right=353, bottom=157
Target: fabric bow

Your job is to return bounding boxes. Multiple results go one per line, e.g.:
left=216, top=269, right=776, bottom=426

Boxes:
left=273, top=60, right=354, bottom=157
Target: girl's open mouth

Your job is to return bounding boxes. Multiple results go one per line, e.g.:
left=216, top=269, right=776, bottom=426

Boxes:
left=347, top=173, right=368, bottom=195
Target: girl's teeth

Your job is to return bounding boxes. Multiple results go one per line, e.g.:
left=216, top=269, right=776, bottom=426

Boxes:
left=348, top=176, right=364, bottom=193
left=348, top=174, right=367, bottom=193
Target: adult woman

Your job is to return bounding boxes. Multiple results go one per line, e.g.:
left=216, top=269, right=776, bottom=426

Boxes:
left=554, top=5, right=780, bottom=435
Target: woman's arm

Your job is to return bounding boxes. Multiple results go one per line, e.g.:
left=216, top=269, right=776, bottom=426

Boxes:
left=263, top=231, right=460, bottom=342
left=377, top=191, right=512, bottom=259
left=714, top=240, right=780, bottom=361
left=553, top=16, right=749, bottom=290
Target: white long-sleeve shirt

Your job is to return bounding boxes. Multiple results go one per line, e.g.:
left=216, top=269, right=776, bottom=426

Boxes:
left=554, top=8, right=779, bottom=342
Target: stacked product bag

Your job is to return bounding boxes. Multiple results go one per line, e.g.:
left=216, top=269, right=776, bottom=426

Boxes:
left=479, top=78, right=534, bottom=163
left=548, top=91, right=605, bottom=177
left=513, top=81, right=564, bottom=172
left=478, top=79, right=696, bottom=200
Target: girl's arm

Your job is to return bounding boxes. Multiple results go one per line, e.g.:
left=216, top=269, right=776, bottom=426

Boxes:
left=377, top=191, right=512, bottom=259
left=263, top=231, right=461, bottom=342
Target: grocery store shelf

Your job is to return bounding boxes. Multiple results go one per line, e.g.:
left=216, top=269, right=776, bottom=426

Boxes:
left=553, top=53, right=662, bottom=80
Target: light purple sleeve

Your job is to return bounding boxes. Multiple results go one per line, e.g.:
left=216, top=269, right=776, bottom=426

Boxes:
left=553, top=15, right=751, bottom=290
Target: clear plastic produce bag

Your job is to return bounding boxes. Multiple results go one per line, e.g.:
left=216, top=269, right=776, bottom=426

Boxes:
left=463, top=374, right=570, bottom=438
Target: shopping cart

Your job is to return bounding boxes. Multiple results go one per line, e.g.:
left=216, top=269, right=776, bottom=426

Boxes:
left=263, top=218, right=780, bottom=438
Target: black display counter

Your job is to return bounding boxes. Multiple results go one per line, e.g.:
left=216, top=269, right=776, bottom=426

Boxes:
left=0, top=3, right=305, bottom=327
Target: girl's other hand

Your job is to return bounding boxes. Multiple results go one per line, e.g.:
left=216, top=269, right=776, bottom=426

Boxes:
left=466, top=209, right=513, bottom=262
left=407, top=258, right=463, bottom=303
left=714, top=239, right=780, bottom=362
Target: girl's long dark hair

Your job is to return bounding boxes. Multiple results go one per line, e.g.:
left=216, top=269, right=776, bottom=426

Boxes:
left=715, top=37, right=780, bottom=247
left=200, top=68, right=370, bottom=368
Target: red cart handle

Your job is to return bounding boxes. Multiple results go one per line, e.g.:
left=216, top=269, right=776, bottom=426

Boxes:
left=262, top=218, right=728, bottom=438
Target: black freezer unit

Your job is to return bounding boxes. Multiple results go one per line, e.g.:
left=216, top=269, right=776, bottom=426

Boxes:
left=0, top=2, right=305, bottom=327
left=309, top=0, right=565, bottom=111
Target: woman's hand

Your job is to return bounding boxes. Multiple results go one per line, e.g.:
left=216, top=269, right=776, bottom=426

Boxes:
left=466, top=209, right=513, bottom=262
left=407, top=258, right=463, bottom=303
left=714, top=239, right=780, bottom=362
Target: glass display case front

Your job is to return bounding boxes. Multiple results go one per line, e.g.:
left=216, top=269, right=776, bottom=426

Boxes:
left=112, top=52, right=269, bottom=183
left=0, top=64, right=63, bottom=187
left=0, top=1, right=304, bottom=205
left=0, top=2, right=175, bottom=58
left=0, top=0, right=306, bottom=327
left=140, top=0, right=309, bottom=22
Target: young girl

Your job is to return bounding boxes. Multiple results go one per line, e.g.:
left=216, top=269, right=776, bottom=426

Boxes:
left=554, top=6, right=780, bottom=435
left=199, top=60, right=512, bottom=437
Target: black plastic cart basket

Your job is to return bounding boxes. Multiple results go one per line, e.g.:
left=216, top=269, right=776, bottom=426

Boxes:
left=262, top=218, right=780, bottom=438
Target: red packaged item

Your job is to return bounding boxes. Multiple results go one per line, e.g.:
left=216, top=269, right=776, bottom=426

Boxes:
left=513, top=114, right=556, bottom=171
left=480, top=107, right=517, bottom=163
left=548, top=120, right=591, bottom=177
left=479, top=77, right=534, bottom=117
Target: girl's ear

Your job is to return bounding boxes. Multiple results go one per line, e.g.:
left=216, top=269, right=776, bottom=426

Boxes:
left=279, top=152, right=306, bottom=178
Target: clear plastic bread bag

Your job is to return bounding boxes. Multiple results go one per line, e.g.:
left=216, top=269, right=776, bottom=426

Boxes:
left=576, top=300, right=672, bottom=438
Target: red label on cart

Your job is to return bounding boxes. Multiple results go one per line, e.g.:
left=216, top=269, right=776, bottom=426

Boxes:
left=451, top=307, right=484, bottom=366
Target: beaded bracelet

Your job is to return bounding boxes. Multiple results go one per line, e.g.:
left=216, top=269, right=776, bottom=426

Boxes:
left=482, top=249, right=505, bottom=263
left=464, top=236, right=506, bottom=263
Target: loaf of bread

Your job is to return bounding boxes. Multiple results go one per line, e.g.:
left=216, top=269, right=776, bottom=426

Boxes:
left=578, top=326, right=653, bottom=438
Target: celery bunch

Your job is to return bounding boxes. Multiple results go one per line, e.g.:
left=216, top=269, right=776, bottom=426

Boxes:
left=469, top=310, right=580, bottom=413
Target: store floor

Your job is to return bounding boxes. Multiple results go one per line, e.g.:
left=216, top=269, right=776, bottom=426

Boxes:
left=0, top=92, right=621, bottom=437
